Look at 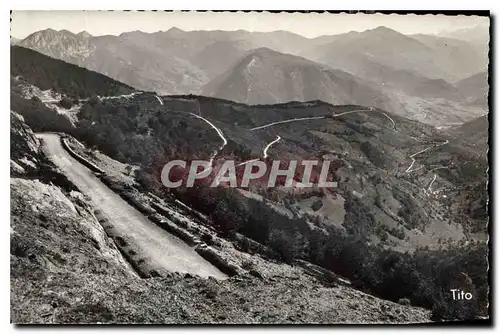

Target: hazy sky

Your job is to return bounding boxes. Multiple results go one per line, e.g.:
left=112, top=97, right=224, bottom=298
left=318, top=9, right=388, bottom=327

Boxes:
left=11, top=11, right=489, bottom=39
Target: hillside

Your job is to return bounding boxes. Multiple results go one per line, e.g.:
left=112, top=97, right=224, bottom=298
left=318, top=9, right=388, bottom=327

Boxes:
left=68, top=91, right=489, bottom=320
left=10, top=105, right=433, bottom=325
left=455, top=71, right=489, bottom=109
left=409, top=34, right=488, bottom=81
left=449, top=115, right=489, bottom=152
left=16, top=26, right=490, bottom=127
left=11, top=46, right=134, bottom=98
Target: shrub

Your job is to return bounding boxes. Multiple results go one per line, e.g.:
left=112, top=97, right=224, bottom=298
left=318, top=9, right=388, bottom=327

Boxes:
left=398, top=298, right=411, bottom=306
left=267, top=229, right=299, bottom=264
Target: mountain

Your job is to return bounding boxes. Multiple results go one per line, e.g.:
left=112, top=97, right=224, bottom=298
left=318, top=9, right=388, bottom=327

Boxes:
left=17, top=27, right=312, bottom=95
left=154, top=28, right=312, bottom=55
left=18, top=28, right=208, bottom=94
left=325, top=56, right=461, bottom=101
left=302, top=26, right=486, bottom=83
left=437, top=24, right=490, bottom=45
left=201, top=47, right=395, bottom=110
left=295, top=27, right=489, bottom=126
left=455, top=71, right=489, bottom=109
left=18, top=26, right=489, bottom=105
left=19, top=28, right=95, bottom=65
left=9, top=58, right=435, bottom=325
left=409, top=34, right=488, bottom=81
left=301, top=27, right=447, bottom=80
left=189, top=40, right=248, bottom=79
left=199, top=46, right=487, bottom=127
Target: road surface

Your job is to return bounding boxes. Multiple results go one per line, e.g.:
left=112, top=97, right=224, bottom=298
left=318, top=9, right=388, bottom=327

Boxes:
left=38, top=133, right=226, bottom=279
left=155, top=95, right=164, bottom=105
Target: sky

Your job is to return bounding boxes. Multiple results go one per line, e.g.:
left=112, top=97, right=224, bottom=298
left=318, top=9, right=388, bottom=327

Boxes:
left=11, top=11, right=489, bottom=40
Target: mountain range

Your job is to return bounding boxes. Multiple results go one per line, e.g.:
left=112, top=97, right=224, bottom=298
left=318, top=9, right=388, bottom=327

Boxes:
left=16, top=24, right=489, bottom=127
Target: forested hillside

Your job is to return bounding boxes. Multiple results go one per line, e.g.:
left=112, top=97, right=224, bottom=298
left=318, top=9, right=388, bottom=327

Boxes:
left=11, top=46, right=135, bottom=99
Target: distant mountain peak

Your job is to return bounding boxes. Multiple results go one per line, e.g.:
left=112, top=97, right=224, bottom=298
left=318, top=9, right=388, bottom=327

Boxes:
left=23, top=28, right=76, bottom=41
left=77, top=31, right=92, bottom=39
left=59, top=29, right=75, bottom=36
left=367, top=26, right=403, bottom=36
left=42, top=28, right=58, bottom=34
left=251, top=47, right=280, bottom=56
left=167, top=27, right=184, bottom=35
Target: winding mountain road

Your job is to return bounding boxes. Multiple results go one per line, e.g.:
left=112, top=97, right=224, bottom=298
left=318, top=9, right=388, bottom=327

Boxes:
left=98, top=91, right=142, bottom=101
left=236, top=135, right=282, bottom=166
left=190, top=113, right=228, bottom=151
left=263, top=135, right=281, bottom=158
left=38, top=133, right=226, bottom=279
left=189, top=113, right=229, bottom=172
left=406, top=140, right=449, bottom=174
left=248, top=108, right=394, bottom=132
left=249, top=116, right=325, bottom=131
left=427, top=174, right=438, bottom=193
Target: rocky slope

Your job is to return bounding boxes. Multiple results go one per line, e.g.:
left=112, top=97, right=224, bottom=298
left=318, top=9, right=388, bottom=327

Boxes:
left=18, top=29, right=95, bottom=65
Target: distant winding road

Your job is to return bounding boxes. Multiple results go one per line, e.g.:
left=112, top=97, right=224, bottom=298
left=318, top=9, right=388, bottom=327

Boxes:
left=248, top=108, right=395, bottom=132
left=406, top=140, right=449, bottom=174
left=249, top=116, right=326, bottom=131
left=263, top=135, right=281, bottom=158
left=38, top=133, right=226, bottom=279
left=155, top=95, right=164, bottom=105
left=190, top=113, right=228, bottom=151
left=237, top=135, right=282, bottom=166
